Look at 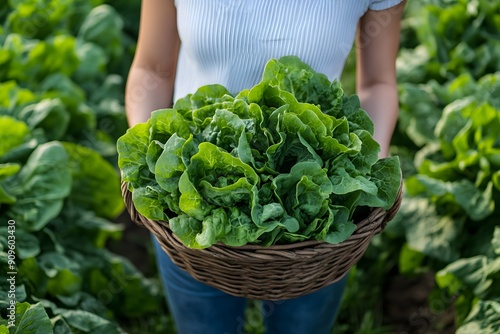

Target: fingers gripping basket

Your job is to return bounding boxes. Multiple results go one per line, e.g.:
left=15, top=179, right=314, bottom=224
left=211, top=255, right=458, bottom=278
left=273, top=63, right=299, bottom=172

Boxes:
left=121, top=181, right=403, bottom=300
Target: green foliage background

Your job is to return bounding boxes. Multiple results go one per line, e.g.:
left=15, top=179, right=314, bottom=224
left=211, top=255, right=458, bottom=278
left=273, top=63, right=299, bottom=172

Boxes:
left=0, top=1, right=174, bottom=333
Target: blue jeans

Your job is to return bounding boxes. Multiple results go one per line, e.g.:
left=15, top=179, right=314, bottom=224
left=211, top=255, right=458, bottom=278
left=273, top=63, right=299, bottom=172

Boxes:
left=152, top=237, right=347, bottom=334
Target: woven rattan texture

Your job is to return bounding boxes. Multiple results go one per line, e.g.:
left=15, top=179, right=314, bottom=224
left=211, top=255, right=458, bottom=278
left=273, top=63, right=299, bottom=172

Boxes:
left=122, top=181, right=403, bottom=300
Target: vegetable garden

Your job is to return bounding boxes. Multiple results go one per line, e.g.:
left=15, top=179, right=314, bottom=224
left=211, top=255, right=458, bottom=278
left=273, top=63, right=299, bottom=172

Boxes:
left=1, top=0, right=499, bottom=333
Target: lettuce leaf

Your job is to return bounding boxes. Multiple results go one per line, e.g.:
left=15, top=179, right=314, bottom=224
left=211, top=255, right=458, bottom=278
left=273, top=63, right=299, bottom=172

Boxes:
left=4, top=141, right=72, bottom=231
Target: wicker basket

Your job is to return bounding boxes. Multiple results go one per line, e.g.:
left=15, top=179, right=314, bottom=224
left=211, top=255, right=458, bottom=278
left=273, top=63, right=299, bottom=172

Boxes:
left=122, top=181, right=403, bottom=300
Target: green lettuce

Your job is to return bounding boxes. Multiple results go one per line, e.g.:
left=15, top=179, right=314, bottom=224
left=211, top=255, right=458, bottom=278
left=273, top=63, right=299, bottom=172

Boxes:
left=3, top=141, right=72, bottom=231
left=117, top=56, right=401, bottom=248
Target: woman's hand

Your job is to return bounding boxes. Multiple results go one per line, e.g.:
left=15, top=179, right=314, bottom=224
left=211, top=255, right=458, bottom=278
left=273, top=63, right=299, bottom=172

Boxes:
left=125, top=0, right=180, bottom=127
left=356, top=1, right=406, bottom=158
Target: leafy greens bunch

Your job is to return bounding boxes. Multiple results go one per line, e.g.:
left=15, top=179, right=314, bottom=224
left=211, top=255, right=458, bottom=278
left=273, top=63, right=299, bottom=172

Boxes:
left=118, top=56, right=401, bottom=249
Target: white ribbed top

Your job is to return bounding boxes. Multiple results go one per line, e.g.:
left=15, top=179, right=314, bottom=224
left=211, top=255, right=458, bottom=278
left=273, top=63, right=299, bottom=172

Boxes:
left=173, top=0, right=403, bottom=101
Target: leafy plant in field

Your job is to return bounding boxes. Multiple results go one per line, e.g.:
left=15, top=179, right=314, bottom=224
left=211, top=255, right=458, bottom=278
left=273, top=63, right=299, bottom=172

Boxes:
left=0, top=139, right=161, bottom=333
left=396, top=71, right=500, bottom=149
left=392, top=74, right=500, bottom=259
left=389, top=72, right=500, bottom=330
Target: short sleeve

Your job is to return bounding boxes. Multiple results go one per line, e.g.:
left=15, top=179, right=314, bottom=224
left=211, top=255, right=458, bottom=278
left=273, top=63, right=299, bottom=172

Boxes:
left=369, top=0, right=404, bottom=11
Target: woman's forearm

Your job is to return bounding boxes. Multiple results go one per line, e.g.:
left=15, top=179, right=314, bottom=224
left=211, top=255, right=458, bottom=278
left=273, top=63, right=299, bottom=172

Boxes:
left=125, top=0, right=179, bottom=127
left=356, top=2, right=405, bottom=158
left=358, top=82, right=399, bottom=158
left=125, top=65, right=176, bottom=127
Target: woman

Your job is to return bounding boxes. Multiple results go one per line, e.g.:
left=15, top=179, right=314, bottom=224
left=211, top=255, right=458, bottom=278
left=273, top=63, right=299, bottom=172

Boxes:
left=125, top=1, right=405, bottom=333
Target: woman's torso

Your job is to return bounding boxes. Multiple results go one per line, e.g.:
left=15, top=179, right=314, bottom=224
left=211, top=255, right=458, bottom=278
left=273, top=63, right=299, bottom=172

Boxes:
left=173, top=0, right=373, bottom=100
